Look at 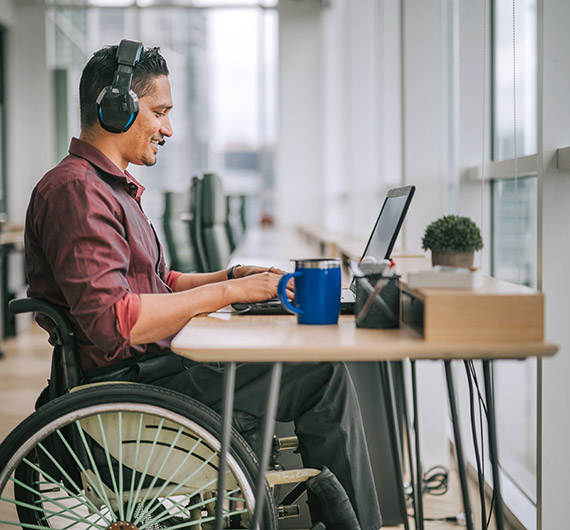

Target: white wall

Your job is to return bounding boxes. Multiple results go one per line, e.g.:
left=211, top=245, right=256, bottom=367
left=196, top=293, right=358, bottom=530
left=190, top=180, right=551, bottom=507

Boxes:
left=275, top=0, right=323, bottom=229
left=401, top=0, right=447, bottom=253
left=537, top=0, right=570, bottom=527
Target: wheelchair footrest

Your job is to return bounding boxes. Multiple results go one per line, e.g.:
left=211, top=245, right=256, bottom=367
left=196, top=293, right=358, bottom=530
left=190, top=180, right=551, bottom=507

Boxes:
left=265, top=467, right=320, bottom=487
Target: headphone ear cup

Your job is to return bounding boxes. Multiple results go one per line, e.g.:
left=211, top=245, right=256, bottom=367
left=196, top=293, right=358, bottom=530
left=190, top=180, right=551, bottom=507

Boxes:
left=96, top=86, right=139, bottom=133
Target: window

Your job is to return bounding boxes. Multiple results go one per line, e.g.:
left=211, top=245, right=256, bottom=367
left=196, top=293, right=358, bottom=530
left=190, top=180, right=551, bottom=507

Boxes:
left=47, top=1, right=277, bottom=245
left=491, top=176, right=538, bottom=506
left=490, top=0, right=539, bottom=517
left=492, top=0, right=537, bottom=161
left=491, top=176, right=537, bottom=288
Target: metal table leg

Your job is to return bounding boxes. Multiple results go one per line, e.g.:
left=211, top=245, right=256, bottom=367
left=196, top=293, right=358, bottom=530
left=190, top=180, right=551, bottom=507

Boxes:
left=394, top=362, right=418, bottom=530
left=251, top=362, right=282, bottom=530
left=379, top=361, right=410, bottom=530
left=215, top=362, right=283, bottom=530
left=444, top=361, right=474, bottom=530
left=215, top=362, right=237, bottom=530
left=410, top=360, right=424, bottom=530
left=482, top=360, right=505, bottom=530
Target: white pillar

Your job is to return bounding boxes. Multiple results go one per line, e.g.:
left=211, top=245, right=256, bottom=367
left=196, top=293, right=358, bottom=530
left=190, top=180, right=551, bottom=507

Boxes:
left=537, top=0, right=570, bottom=527
left=275, top=0, right=323, bottom=229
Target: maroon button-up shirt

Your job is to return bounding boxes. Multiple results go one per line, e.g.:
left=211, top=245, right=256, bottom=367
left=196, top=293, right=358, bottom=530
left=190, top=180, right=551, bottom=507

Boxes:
left=25, top=138, right=176, bottom=372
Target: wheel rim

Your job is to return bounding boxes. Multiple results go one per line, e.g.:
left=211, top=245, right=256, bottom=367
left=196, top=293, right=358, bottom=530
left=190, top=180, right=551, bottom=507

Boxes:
left=0, top=403, right=257, bottom=529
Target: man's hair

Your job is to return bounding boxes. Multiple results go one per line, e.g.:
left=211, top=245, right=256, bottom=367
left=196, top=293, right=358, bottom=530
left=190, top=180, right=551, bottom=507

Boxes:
left=79, top=44, right=169, bottom=130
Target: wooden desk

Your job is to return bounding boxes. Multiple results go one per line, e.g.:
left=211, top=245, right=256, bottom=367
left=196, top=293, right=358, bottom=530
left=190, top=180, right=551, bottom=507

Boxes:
left=172, top=314, right=557, bottom=362
left=172, top=311, right=557, bottom=530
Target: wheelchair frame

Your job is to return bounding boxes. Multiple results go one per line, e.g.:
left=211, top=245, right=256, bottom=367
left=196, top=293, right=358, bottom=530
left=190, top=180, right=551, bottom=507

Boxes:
left=0, top=298, right=319, bottom=530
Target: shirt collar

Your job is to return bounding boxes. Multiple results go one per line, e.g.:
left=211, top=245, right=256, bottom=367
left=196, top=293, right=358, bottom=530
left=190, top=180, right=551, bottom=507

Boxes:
left=68, top=137, right=146, bottom=200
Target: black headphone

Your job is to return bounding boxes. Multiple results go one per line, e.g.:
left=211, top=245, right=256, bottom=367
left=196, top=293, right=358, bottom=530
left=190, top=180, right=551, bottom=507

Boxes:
left=96, top=39, right=144, bottom=133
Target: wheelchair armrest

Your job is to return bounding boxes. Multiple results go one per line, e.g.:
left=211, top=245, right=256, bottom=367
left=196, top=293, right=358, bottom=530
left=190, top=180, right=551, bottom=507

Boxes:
left=9, top=297, right=82, bottom=396
left=9, top=297, right=75, bottom=345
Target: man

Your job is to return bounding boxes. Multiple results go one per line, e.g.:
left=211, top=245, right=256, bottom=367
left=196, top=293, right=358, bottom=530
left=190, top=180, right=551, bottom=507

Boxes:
left=25, top=41, right=382, bottom=530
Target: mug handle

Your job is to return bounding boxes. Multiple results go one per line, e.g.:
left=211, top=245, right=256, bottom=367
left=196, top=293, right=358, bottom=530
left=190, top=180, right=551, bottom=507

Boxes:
left=277, top=272, right=302, bottom=315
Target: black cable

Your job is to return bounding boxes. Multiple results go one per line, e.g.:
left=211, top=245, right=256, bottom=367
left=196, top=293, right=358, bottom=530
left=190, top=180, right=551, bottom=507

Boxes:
left=465, top=361, right=502, bottom=527
left=422, top=465, right=449, bottom=496
left=468, top=360, right=488, bottom=416
left=465, top=361, right=487, bottom=530
left=486, top=487, right=496, bottom=528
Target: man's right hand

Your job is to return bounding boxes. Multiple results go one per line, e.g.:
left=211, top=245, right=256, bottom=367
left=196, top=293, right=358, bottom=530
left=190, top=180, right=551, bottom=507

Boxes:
left=229, top=271, right=294, bottom=303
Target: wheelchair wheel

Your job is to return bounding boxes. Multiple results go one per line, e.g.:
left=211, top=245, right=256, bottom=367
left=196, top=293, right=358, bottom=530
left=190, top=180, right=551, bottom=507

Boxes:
left=0, top=383, right=277, bottom=529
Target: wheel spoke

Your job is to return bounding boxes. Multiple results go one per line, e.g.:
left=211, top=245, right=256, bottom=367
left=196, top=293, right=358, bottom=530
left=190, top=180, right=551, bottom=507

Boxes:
left=125, top=412, right=145, bottom=521
left=134, top=422, right=186, bottom=511
left=130, top=416, right=165, bottom=526
left=1, top=482, right=105, bottom=529
left=0, top=386, right=272, bottom=529
left=139, top=451, right=220, bottom=525
left=53, top=427, right=114, bottom=519
left=11, top=456, right=108, bottom=525
left=95, top=413, right=124, bottom=520
left=73, top=419, right=116, bottom=519
left=136, top=434, right=203, bottom=519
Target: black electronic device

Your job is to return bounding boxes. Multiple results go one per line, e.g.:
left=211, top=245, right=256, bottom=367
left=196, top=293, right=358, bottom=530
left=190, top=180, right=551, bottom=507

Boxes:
left=232, top=185, right=415, bottom=315
left=96, top=39, right=144, bottom=133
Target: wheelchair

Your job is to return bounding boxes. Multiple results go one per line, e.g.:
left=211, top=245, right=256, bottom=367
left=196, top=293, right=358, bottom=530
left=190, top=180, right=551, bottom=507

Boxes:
left=0, top=298, right=321, bottom=529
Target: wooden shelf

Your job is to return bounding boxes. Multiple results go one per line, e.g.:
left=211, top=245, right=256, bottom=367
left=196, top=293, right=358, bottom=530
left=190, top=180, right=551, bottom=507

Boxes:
left=401, top=275, right=544, bottom=344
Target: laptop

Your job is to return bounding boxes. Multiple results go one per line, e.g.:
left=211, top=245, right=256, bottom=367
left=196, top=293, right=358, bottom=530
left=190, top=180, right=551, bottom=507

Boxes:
left=232, top=185, right=415, bottom=315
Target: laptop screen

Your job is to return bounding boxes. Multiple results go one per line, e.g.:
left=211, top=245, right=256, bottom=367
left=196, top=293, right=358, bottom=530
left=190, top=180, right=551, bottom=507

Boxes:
left=360, top=185, right=416, bottom=263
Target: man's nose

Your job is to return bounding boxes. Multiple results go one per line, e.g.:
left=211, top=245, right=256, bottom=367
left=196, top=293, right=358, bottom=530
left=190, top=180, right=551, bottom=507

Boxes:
left=161, top=117, right=173, bottom=138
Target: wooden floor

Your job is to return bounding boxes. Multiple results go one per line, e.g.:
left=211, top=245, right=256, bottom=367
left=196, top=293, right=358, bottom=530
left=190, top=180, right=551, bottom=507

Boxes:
left=0, top=324, right=514, bottom=530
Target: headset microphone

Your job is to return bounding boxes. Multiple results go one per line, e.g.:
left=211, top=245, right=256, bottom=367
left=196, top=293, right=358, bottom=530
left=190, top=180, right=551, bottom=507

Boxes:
left=96, top=39, right=144, bottom=133
left=158, top=139, right=166, bottom=146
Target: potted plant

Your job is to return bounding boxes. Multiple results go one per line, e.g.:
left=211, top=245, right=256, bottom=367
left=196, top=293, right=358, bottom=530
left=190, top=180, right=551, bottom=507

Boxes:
left=421, top=215, right=483, bottom=268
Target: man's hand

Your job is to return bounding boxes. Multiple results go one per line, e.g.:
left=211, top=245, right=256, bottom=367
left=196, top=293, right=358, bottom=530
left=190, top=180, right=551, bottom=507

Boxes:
left=232, top=265, right=288, bottom=278
left=229, top=270, right=295, bottom=303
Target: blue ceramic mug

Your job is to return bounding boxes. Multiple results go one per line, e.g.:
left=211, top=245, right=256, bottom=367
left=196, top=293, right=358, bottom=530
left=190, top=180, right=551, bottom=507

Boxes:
left=277, top=258, right=341, bottom=325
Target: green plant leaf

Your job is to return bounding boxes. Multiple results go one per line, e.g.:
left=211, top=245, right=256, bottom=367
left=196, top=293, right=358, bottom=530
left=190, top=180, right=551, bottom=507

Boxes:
left=421, top=215, right=483, bottom=252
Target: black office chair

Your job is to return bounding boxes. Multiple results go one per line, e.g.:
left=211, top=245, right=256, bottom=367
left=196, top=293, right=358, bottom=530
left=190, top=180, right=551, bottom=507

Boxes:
left=226, top=194, right=246, bottom=252
left=188, top=175, right=209, bottom=273
left=200, top=172, right=233, bottom=272
left=162, top=190, right=198, bottom=273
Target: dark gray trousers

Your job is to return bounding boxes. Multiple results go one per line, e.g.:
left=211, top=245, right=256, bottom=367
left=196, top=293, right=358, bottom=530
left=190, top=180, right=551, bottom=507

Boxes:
left=87, top=354, right=382, bottom=529
left=153, top=359, right=382, bottom=530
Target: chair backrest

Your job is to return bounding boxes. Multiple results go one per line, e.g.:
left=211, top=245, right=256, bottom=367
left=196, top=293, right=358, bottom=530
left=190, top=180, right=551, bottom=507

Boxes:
left=9, top=298, right=81, bottom=400
left=188, top=175, right=209, bottom=272
left=162, top=190, right=198, bottom=273
left=200, top=172, right=232, bottom=272
left=226, top=194, right=246, bottom=251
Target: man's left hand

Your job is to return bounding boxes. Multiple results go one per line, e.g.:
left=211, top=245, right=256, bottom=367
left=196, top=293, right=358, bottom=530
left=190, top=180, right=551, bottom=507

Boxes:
left=234, top=265, right=288, bottom=278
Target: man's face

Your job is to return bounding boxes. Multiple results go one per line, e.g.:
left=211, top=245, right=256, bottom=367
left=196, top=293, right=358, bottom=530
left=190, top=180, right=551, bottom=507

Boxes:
left=122, top=75, right=173, bottom=167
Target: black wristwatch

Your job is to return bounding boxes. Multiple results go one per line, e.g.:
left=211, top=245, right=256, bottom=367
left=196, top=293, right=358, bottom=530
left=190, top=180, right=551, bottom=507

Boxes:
left=227, top=264, right=243, bottom=280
